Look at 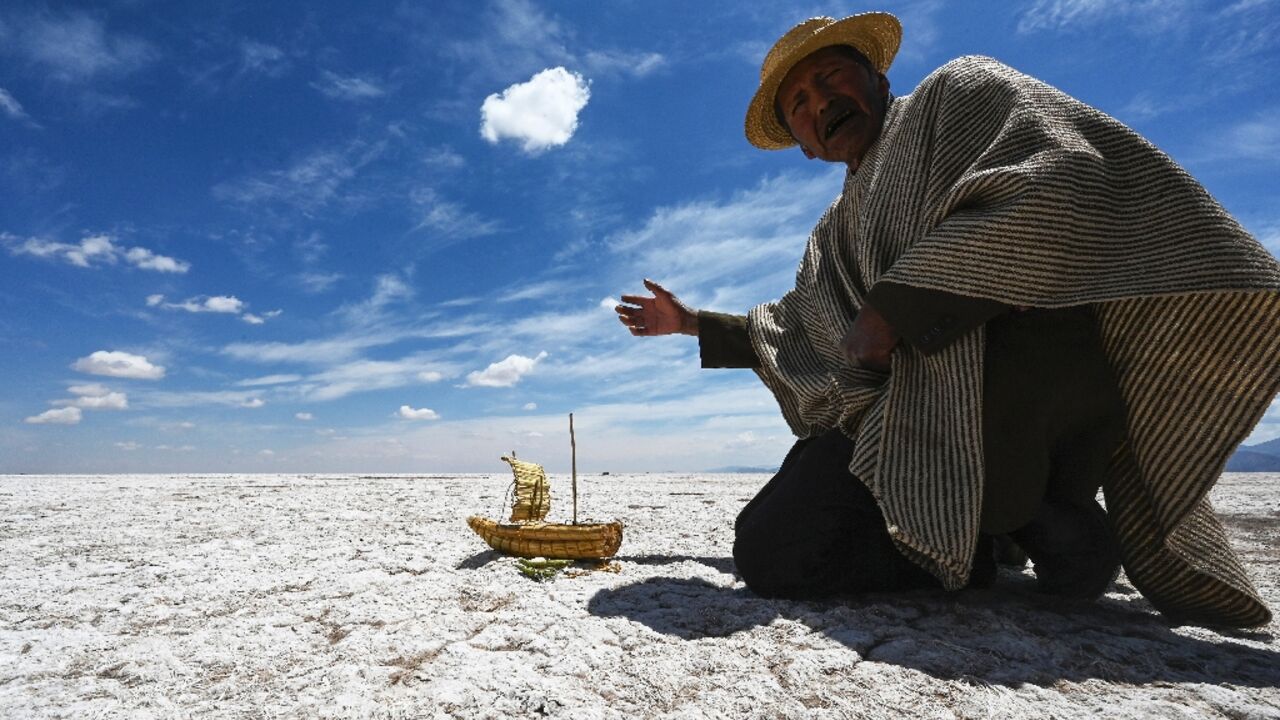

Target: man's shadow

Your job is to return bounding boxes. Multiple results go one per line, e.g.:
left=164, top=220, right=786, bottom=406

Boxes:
left=585, top=568, right=1280, bottom=688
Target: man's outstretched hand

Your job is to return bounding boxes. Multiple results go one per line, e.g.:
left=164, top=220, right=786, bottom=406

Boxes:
left=616, top=279, right=698, bottom=336
left=840, top=303, right=900, bottom=372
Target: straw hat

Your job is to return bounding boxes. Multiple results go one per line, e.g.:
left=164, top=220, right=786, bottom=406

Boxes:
left=745, top=12, right=902, bottom=150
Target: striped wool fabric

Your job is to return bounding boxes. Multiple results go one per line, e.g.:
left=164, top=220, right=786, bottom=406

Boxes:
left=746, top=56, right=1280, bottom=627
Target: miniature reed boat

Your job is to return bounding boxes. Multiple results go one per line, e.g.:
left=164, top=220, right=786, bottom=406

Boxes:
left=467, top=415, right=623, bottom=560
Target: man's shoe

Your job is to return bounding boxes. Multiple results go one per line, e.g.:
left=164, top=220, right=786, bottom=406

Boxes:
left=1009, top=499, right=1121, bottom=600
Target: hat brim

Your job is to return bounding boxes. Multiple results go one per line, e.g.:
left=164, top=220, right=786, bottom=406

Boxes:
left=745, top=13, right=902, bottom=151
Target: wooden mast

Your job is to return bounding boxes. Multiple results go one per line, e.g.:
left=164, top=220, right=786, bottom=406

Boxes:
left=569, top=413, right=578, bottom=525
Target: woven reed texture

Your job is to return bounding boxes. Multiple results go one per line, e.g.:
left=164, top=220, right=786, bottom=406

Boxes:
left=502, top=455, right=550, bottom=522
left=746, top=56, right=1280, bottom=626
left=467, top=517, right=624, bottom=560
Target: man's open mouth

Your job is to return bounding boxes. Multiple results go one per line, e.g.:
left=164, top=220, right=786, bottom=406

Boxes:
left=824, top=109, right=857, bottom=140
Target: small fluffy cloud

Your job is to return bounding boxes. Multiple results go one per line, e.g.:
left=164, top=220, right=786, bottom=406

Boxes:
left=185, top=295, right=244, bottom=313
left=398, top=405, right=439, bottom=420
left=56, top=383, right=128, bottom=410
left=295, top=412, right=314, bottom=421
left=466, top=351, right=547, bottom=388
left=480, top=67, right=590, bottom=153
left=72, top=350, right=165, bottom=379
left=115, top=441, right=141, bottom=451
left=418, top=371, right=444, bottom=383
left=148, top=294, right=280, bottom=324
left=125, top=247, right=187, bottom=272
left=5, top=233, right=188, bottom=273
left=241, top=398, right=265, bottom=409
left=523, top=402, right=537, bottom=411
left=312, top=70, right=385, bottom=100
left=25, top=406, right=81, bottom=424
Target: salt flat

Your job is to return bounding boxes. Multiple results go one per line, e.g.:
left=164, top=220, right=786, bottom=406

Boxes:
left=1, top=471, right=1277, bottom=719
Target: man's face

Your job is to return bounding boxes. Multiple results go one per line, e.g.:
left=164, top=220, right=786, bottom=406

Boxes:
left=775, top=45, right=890, bottom=169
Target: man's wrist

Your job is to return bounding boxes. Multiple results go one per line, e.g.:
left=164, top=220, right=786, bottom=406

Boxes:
left=683, top=309, right=700, bottom=336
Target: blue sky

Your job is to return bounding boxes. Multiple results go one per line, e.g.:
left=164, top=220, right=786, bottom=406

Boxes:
left=2, top=0, right=1277, bottom=473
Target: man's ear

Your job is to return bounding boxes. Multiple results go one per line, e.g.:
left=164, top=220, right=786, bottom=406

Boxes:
left=878, top=73, right=891, bottom=102
left=800, top=145, right=817, bottom=160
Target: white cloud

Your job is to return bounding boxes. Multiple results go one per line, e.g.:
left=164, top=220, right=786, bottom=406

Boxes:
left=583, top=50, right=665, bottom=78
left=302, top=356, right=460, bottom=402
left=57, top=385, right=128, bottom=410
left=1017, top=0, right=1189, bottom=34
left=398, top=405, right=439, bottom=420
left=241, top=398, right=265, bottom=408
left=236, top=374, right=301, bottom=387
left=0, top=87, right=36, bottom=126
left=150, top=294, right=278, bottom=324
left=295, top=412, right=314, bottom=421
left=607, top=170, right=841, bottom=312
left=177, top=295, right=244, bottom=314
left=523, top=402, right=538, bottom=411
left=312, top=70, right=386, bottom=100
left=124, top=247, right=187, bottom=272
left=411, top=187, right=502, bottom=240
left=466, top=351, right=547, bottom=388
left=1215, top=112, right=1280, bottom=162
left=259, top=449, right=275, bottom=456
left=4, top=233, right=189, bottom=273
left=480, top=67, right=590, bottom=153
left=240, top=40, right=288, bottom=77
left=297, top=272, right=342, bottom=293
left=25, top=406, right=82, bottom=425
left=212, top=139, right=386, bottom=212
left=423, top=146, right=466, bottom=169
left=1, top=10, right=154, bottom=82
left=115, top=441, right=141, bottom=451
left=72, top=350, right=165, bottom=380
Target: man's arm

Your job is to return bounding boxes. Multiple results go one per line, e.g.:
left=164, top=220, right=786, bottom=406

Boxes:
left=865, top=281, right=1008, bottom=355
left=615, top=280, right=760, bottom=368
left=839, top=282, right=1009, bottom=371
left=697, top=311, right=758, bottom=368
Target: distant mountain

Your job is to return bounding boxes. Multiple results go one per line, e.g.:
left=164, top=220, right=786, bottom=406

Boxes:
left=1243, top=436, right=1280, bottom=457
left=1225, top=451, right=1280, bottom=472
left=1225, top=443, right=1280, bottom=472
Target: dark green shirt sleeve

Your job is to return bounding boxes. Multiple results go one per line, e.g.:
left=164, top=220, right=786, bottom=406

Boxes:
left=698, top=311, right=758, bottom=368
left=866, top=281, right=1009, bottom=355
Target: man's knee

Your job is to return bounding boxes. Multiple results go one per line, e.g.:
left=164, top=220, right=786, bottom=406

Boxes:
left=732, top=524, right=794, bottom=598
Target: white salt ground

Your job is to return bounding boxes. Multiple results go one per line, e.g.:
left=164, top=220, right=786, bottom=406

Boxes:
left=1, top=472, right=1278, bottom=719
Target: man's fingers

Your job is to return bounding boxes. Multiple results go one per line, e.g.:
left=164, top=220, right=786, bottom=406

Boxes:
left=643, top=278, right=671, bottom=298
left=619, top=294, right=652, bottom=306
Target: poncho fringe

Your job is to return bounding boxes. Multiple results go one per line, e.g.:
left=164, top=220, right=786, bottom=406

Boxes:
left=747, top=56, right=1280, bottom=627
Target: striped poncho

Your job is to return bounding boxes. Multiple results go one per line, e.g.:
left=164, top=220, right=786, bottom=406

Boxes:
left=747, top=56, right=1280, bottom=627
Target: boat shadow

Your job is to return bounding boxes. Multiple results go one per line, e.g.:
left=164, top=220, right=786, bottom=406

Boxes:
left=585, top=575, right=1280, bottom=688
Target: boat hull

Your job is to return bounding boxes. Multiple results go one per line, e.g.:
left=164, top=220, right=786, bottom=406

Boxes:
left=467, top=516, right=623, bottom=560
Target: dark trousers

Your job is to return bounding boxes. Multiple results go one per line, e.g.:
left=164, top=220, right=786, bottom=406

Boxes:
left=732, top=307, right=1126, bottom=598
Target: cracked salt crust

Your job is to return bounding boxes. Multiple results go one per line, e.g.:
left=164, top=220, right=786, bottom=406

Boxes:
left=1, top=472, right=1278, bottom=718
